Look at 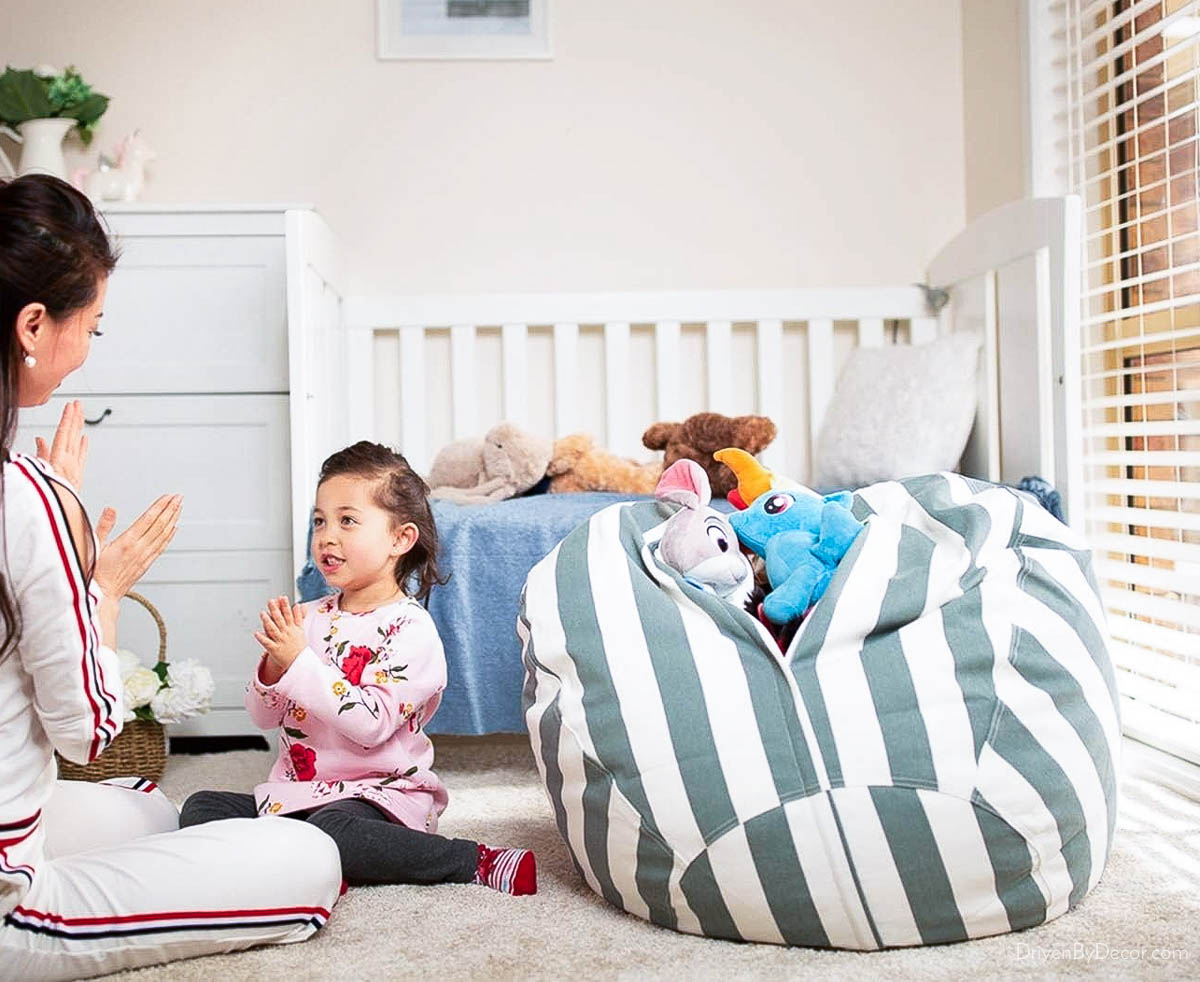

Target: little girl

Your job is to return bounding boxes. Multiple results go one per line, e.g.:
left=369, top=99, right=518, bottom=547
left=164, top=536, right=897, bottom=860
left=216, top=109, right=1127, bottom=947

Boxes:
left=180, top=441, right=536, bottom=895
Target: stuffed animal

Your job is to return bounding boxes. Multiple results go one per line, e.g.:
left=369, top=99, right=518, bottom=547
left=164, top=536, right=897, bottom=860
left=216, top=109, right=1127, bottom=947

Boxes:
left=713, top=447, right=806, bottom=509
left=653, top=459, right=754, bottom=605
left=428, top=422, right=552, bottom=504
left=642, top=412, right=777, bottom=500
left=728, top=486, right=864, bottom=625
left=546, top=434, right=662, bottom=495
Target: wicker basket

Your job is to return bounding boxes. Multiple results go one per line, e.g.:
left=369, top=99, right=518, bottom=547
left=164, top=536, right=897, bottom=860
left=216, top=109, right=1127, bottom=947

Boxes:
left=57, top=591, right=169, bottom=782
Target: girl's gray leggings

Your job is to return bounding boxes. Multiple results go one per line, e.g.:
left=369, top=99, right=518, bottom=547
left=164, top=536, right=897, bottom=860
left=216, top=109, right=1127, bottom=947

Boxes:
left=179, top=790, right=478, bottom=886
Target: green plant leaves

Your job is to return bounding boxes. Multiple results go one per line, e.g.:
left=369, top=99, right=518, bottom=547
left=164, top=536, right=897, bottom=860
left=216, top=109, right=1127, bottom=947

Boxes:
left=0, top=69, right=54, bottom=124
left=0, top=66, right=109, bottom=144
left=66, top=93, right=109, bottom=145
left=47, top=68, right=91, bottom=110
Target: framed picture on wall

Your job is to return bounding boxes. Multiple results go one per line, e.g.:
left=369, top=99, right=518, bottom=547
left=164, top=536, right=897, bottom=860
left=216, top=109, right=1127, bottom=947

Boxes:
left=377, top=0, right=551, bottom=60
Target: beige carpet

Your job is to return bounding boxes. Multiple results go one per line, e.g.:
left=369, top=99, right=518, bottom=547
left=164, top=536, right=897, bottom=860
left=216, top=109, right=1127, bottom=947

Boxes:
left=97, top=736, right=1199, bottom=982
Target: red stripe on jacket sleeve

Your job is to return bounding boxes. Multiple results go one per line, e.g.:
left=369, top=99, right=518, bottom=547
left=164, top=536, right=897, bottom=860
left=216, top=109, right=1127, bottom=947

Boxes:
left=11, top=458, right=115, bottom=759
left=21, top=456, right=119, bottom=726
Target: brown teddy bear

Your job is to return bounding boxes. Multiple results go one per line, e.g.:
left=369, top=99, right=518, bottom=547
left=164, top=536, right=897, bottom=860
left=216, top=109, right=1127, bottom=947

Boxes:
left=642, top=412, right=777, bottom=500
left=547, top=434, right=662, bottom=495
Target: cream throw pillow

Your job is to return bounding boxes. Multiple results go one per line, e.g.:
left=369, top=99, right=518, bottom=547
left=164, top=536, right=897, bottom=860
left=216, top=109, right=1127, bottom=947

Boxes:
left=812, top=331, right=982, bottom=490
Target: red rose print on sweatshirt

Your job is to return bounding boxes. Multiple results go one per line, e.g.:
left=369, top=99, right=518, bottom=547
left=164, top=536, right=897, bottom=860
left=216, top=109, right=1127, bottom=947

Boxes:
left=289, top=743, right=317, bottom=781
left=341, top=646, right=373, bottom=685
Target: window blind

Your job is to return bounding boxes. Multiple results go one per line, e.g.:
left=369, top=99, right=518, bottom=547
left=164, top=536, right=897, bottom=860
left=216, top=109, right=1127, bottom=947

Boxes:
left=1068, top=0, right=1200, bottom=765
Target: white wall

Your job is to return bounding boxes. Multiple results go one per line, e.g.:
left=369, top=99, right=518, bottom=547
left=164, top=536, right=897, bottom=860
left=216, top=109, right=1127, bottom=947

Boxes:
left=2, top=0, right=966, bottom=296
left=961, top=0, right=1025, bottom=220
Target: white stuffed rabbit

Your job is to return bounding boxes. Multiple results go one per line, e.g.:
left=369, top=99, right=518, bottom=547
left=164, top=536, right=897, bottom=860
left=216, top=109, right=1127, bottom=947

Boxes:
left=654, top=458, right=754, bottom=606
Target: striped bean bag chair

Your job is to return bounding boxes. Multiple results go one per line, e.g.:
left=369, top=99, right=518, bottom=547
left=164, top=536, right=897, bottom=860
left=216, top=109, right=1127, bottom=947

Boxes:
left=518, top=473, right=1120, bottom=949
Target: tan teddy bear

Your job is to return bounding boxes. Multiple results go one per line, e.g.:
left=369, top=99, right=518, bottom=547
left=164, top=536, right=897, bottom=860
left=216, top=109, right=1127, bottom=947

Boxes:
left=642, top=411, right=777, bottom=500
left=547, top=434, right=662, bottom=495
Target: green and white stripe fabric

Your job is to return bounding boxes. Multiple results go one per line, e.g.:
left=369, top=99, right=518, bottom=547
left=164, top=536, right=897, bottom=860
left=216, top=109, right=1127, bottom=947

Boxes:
left=519, top=473, right=1120, bottom=949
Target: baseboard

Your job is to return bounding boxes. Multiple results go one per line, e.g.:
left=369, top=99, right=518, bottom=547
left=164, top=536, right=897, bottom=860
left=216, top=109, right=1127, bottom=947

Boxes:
left=169, top=735, right=270, bottom=755
left=1122, top=736, right=1200, bottom=802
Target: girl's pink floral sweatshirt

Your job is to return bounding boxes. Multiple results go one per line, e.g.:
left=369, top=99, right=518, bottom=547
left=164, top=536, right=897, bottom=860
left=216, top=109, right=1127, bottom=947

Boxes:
left=245, top=593, right=448, bottom=832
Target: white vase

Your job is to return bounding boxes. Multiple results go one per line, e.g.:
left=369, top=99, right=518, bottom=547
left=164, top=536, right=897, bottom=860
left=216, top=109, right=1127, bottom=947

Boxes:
left=0, top=117, right=77, bottom=180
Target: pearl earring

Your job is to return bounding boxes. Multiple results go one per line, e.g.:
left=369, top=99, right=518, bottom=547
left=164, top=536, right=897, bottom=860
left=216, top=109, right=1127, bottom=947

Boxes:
left=23, top=353, right=36, bottom=368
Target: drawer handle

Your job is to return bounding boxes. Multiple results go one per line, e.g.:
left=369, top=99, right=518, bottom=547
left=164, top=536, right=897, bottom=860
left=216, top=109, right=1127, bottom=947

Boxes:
left=84, top=408, right=112, bottom=426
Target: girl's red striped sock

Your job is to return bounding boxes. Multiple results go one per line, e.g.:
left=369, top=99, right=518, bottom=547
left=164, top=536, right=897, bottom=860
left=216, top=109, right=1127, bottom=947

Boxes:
left=472, top=843, right=537, bottom=896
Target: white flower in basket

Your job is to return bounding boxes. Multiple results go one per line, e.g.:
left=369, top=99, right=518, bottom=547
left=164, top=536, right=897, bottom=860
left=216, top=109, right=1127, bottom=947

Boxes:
left=122, top=665, right=160, bottom=720
left=57, top=593, right=207, bottom=784
left=118, top=648, right=214, bottom=725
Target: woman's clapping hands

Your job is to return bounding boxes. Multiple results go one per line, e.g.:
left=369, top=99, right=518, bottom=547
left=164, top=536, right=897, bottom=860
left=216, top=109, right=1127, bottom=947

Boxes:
left=36, top=400, right=88, bottom=490
left=94, top=495, right=182, bottom=600
left=91, top=494, right=181, bottom=647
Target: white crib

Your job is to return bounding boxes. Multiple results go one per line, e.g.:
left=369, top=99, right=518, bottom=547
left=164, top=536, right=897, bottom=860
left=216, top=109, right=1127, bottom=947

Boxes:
left=346, top=289, right=939, bottom=480
left=321, top=197, right=1080, bottom=524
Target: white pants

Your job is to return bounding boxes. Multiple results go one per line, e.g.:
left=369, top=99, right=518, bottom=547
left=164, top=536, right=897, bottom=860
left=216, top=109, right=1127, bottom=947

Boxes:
left=1, top=779, right=342, bottom=982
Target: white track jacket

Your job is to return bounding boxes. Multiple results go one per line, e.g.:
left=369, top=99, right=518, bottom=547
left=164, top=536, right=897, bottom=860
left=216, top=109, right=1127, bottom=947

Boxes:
left=0, top=452, right=123, bottom=917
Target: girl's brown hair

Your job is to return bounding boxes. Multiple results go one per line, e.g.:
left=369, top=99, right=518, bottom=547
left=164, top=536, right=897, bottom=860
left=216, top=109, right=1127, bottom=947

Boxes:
left=0, top=175, right=118, bottom=661
left=317, top=441, right=446, bottom=602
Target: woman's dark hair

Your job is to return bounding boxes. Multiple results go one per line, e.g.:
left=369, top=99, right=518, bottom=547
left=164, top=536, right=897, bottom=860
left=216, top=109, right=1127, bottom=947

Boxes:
left=0, top=175, right=118, bottom=661
left=317, top=441, right=447, bottom=603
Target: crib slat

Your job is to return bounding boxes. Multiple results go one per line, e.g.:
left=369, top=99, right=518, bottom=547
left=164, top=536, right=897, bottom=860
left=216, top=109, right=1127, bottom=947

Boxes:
left=807, top=318, right=835, bottom=468
left=755, top=319, right=784, bottom=472
left=399, top=327, right=426, bottom=470
left=450, top=324, right=476, bottom=438
left=502, top=323, right=528, bottom=426
left=705, top=320, right=733, bottom=414
left=982, top=269, right=1001, bottom=480
left=553, top=322, right=579, bottom=436
left=373, top=330, right=401, bottom=450
left=654, top=321, right=681, bottom=422
left=910, top=316, right=938, bottom=345
left=346, top=326, right=376, bottom=444
left=857, top=317, right=886, bottom=348
left=604, top=322, right=632, bottom=455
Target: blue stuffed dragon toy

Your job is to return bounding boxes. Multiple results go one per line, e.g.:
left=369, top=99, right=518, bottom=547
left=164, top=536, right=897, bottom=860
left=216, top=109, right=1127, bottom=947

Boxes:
left=719, top=449, right=865, bottom=625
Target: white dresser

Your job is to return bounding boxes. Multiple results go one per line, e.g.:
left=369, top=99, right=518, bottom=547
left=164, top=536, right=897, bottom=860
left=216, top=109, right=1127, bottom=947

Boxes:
left=16, top=205, right=347, bottom=737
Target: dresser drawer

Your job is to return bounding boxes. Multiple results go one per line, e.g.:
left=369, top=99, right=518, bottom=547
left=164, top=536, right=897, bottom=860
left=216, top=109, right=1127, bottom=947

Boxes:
left=16, top=395, right=292, bottom=552
left=114, top=549, right=294, bottom=734
left=60, top=235, right=288, bottom=394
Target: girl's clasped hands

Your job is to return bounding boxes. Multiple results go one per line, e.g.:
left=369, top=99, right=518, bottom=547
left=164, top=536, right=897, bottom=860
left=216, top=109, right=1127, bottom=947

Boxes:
left=255, top=596, right=307, bottom=685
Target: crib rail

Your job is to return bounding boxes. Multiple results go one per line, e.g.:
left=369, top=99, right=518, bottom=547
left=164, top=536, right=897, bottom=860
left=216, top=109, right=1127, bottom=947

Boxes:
left=345, top=288, right=937, bottom=483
